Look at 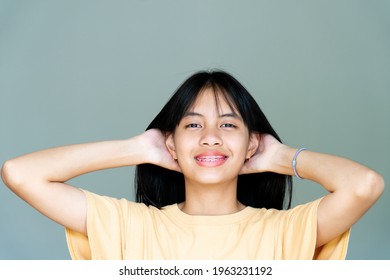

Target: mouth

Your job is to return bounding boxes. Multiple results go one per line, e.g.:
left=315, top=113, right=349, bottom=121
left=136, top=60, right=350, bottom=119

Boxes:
left=194, top=152, right=228, bottom=167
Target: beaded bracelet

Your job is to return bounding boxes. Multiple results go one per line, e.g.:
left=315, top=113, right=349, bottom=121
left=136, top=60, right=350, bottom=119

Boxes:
left=292, top=148, right=307, bottom=179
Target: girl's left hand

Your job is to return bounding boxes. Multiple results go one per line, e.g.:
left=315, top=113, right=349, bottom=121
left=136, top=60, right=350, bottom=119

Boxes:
left=239, top=133, right=289, bottom=175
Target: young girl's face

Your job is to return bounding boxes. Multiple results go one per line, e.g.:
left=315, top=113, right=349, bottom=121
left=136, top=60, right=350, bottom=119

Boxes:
left=166, top=88, right=259, bottom=187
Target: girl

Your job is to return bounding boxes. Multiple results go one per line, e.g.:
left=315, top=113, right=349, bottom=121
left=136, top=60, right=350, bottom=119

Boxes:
left=1, top=70, right=384, bottom=259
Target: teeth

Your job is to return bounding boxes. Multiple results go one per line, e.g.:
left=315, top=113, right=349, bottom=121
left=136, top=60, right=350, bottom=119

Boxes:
left=196, top=156, right=226, bottom=162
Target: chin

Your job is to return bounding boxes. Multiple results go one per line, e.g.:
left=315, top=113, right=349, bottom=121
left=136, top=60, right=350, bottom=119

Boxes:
left=186, top=173, right=238, bottom=187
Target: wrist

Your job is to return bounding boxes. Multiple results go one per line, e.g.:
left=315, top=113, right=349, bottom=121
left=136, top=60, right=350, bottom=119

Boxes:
left=126, top=135, right=151, bottom=165
left=271, top=146, right=297, bottom=176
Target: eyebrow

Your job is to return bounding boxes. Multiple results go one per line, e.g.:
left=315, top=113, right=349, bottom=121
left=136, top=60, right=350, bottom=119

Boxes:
left=183, top=111, right=242, bottom=120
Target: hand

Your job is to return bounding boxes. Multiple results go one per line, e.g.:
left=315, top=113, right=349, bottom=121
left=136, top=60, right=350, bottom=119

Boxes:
left=138, top=129, right=182, bottom=173
left=240, top=134, right=288, bottom=175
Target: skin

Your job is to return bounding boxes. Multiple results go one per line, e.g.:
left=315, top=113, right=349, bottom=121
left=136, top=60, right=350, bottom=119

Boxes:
left=1, top=88, right=385, bottom=250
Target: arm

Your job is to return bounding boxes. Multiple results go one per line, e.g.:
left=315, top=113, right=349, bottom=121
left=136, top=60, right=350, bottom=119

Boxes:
left=1, top=129, right=180, bottom=236
left=242, top=134, right=385, bottom=248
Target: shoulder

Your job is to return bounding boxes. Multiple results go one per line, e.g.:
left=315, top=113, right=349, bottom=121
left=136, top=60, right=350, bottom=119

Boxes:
left=81, top=189, right=172, bottom=217
left=249, top=198, right=323, bottom=224
left=81, top=189, right=148, bottom=216
left=278, top=198, right=323, bottom=220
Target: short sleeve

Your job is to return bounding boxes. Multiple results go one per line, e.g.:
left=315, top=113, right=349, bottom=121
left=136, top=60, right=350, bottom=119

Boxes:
left=278, top=198, right=350, bottom=260
left=65, top=190, right=129, bottom=260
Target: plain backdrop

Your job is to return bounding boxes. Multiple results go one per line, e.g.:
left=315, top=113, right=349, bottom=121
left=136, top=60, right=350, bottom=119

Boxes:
left=0, top=0, right=389, bottom=259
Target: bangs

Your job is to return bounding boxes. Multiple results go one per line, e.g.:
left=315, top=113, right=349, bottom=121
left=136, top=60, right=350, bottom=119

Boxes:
left=185, top=82, right=242, bottom=121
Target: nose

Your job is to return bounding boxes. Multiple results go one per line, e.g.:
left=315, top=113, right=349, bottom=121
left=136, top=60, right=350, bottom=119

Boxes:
left=199, top=127, right=222, bottom=147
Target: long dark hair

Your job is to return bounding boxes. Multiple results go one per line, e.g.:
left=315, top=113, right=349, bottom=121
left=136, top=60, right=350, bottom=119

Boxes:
left=135, top=70, right=292, bottom=210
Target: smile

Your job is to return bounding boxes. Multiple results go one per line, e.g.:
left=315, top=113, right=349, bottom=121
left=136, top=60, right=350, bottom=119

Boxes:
left=194, top=153, right=228, bottom=167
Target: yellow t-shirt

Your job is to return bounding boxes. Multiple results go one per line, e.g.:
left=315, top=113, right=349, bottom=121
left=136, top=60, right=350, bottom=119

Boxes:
left=66, top=190, right=350, bottom=260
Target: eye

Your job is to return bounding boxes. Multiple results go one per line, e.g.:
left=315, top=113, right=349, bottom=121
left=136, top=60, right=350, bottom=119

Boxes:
left=221, top=123, right=237, bottom=128
left=186, top=123, right=202, bottom=129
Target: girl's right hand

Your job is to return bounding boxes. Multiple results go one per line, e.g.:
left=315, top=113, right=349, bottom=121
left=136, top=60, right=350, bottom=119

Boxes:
left=137, top=129, right=182, bottom=173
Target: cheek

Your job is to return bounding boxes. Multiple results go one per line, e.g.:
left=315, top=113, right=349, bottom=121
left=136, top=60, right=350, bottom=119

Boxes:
left=173, top=136, right=195, bottom=158
left=226, top=135, right=250, bottom=152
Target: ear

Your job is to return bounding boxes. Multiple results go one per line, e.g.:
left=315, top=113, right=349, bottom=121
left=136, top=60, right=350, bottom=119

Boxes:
left=165, top=133, right=177, bottom=160
left=246, top=132, right=260, bottom=159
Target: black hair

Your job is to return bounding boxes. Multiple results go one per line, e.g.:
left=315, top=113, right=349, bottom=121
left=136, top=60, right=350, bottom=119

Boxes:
left=135, top=70, right=292, bottom=210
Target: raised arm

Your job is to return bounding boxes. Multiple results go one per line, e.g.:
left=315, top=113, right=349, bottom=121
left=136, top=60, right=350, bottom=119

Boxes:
left=1, top=129, right=180, bottom=236
left=241, top=134, right=385, bottom=248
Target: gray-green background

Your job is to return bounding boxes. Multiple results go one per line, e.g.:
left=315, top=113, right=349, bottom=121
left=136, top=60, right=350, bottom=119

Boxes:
left=1, top=0, right=389, bottom=259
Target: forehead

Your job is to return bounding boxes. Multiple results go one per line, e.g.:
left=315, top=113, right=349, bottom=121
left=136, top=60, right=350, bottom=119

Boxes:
left=188, top=87, right=239, bottom=115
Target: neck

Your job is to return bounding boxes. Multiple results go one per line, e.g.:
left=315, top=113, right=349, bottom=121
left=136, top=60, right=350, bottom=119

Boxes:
left=178, top=180, right=246, bottom=215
